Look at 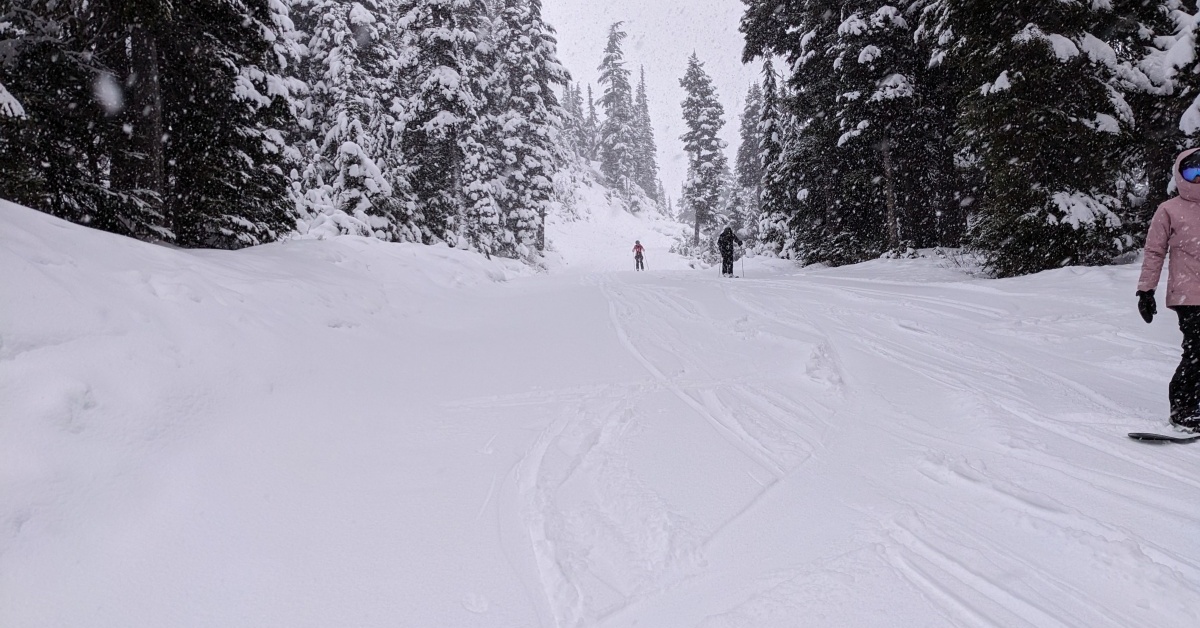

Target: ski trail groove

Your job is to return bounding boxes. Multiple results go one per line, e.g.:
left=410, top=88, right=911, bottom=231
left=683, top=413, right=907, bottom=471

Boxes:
left=600, top=279, right=785, bottom=477
left=886, top=522, right=1076, bottom=628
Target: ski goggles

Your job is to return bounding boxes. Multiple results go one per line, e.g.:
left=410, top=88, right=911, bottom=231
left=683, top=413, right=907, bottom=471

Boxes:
left=1182, top=153, right=1200, bottom=183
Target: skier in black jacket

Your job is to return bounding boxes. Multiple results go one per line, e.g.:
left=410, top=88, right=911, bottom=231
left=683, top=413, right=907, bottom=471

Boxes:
left=718, top=226, right=742, bottom=277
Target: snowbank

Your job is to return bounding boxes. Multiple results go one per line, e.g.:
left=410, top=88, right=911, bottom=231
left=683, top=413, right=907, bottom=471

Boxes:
left=0, top=201, right=532, bottom=626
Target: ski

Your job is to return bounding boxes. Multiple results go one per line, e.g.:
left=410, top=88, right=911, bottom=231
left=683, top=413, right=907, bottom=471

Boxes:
left=1128, top=432, right=1200, bottom=443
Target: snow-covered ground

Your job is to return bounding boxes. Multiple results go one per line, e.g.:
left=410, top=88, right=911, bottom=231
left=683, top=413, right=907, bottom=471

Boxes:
left=3, top=198, right=1199, bottom=627
left=546, top=165, right=694, bottom=274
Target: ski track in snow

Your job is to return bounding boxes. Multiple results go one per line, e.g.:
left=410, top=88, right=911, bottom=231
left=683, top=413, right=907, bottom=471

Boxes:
left=4, top=203, right=1200, bottom=627
left=499, top=267, right=1200, bottom=628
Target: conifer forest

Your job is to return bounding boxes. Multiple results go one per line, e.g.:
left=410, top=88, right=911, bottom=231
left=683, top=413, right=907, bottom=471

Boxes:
left=5, top=1, right=1200, bottom=276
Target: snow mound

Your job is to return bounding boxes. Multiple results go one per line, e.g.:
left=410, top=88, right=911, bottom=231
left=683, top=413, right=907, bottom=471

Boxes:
left=0, top=199, right=532, bottom=626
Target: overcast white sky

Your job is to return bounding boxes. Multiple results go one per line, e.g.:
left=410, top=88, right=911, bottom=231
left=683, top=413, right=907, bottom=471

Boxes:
left=542, top=0, right=760, bottom=204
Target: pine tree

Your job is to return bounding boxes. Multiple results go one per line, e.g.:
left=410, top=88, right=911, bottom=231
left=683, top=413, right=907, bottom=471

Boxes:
left=0, top=0, right=301, bottom=247
left=494, top=0, right=569, bottom=255
left=947, top=0, right=1131, bottom=276
left=561, top=82, right=585, bottom=155
left=397, top=0, right=488, bottom=245
left=632, top=66, right=660, bottom=201
left=107, top=0, right=170, bottom=236
left=679, top=53, right=728, bottom=247
left=597, top=22, right=637, bottom=192
left=524, top=0, right=570, bottom=250
left=828, top=2, right=961, bottom=256
left=732, top=82, right=764, bottom=245
left=0, top=0, right=167, bottom=239
left=456, top=0, right=508, bottom=256
left=159, top=0, right=301, bottom=247
left=742, top=0, right=964, bottom=264
left=293, top=0, right=414, bottom=241
left=584, top=83, right=600, bottom=161
left=1105, top=1, right=1199, bottom=226
left=735, top=82, right=764, bottom=194
left=748, top=2, right=849, bottom=263
left=755, top=61, right=790, bottom=255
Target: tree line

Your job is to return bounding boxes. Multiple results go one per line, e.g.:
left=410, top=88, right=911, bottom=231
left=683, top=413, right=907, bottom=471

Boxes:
left=558, top=22, right=664, bottom=211
left=0, top=0, right=568, bottom=260
left=739, top=0, right=1200, bottom=276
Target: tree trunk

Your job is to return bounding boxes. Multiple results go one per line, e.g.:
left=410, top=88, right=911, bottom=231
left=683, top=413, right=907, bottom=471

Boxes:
left=537, top=208, right=546, bottom=252
left=106, top=31, right=135, bottom=193
left=451, top=127, right=465, bottom=245
left=880, top=136, right=899, bottom=251
left=129, top=25, right=166, bottom=229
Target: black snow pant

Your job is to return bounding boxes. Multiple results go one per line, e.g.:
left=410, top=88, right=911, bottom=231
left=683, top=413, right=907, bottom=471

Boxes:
left=1171, top=306, right=1200, bottom=421
left=721, top=256, right=734, bottom=276
left=635, top=254, right=644, bottom=271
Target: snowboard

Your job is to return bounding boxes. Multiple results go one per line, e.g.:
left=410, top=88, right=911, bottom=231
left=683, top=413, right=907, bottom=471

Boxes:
left=1128, top=432, right=1200, bottom=443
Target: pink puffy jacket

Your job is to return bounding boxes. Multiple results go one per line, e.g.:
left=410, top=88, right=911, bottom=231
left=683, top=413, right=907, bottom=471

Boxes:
left=1139, top=148, right=1200, bottom=307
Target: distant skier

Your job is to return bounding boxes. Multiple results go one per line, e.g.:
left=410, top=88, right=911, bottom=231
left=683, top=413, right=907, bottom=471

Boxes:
left=1138, top=147, right=1200, bottom=433
left=718, top=226, right=742, bottom=277
left=633, top=240, right=645, bottom=271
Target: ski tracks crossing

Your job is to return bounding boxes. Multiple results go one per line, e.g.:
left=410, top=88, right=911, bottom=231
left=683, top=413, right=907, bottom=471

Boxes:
left=503, top=267, right=1200, bottom=627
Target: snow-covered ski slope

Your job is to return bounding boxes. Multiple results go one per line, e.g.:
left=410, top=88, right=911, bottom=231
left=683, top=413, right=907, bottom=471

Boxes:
left=545, top=162, right=694, bottom=274
left=3, top=199, right=1199, bottom=628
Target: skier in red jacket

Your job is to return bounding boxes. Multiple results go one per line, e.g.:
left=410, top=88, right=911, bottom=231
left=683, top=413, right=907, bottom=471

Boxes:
left=633, top=241, right=645, bottom=271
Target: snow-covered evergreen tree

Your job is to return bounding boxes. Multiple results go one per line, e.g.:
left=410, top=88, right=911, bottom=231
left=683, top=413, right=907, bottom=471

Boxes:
left=160, top=0, right=302, bottom=247
left=1107, top=1, right=1200, bottom=223
left=830, top=5, right=909, bottom=253
left=584, top=83, right=600, bottom=161
left=679, top=53, right=728, bottom=246
left=0, top=0, right=167, bottom=239
left=632, top=66, right=660, bottom=201
left=745, top=2, right=851, bottom=263
left=292, top=0, right=417, bottom=241
left=733, top=81, right=764, bottom=243
left=735, top=82, right=764, bottom=195
left=2, top=0, right=585, bottom=261
left=396, top=0, right=488, bottom=246
left=597, top=23, right=637, bottom=192
left=947, top=0, right=1131, bottom=276
left=755, top=61, right=791, bottom=255
left=492, top=0, right=569, bottom=255
left=454, top=0, right=509, bottom=256
left=828, top=2, right=962, bottom=256
left=0, top=0, right=301, bottom=248
left=561, top=82, right=585, bottom=156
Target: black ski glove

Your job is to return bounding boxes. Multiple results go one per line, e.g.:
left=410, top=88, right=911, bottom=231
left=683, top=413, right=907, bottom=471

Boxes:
left=1137, top=290, right=1156, bottom=324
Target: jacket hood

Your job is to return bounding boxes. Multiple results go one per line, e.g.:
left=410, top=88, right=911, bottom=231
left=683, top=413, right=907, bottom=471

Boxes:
left=1175, top=148, right=1200, bottom=203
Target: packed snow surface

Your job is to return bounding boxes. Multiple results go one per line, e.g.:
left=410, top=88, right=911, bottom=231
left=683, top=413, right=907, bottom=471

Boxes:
left=3, top=199, right=1200, bottom=627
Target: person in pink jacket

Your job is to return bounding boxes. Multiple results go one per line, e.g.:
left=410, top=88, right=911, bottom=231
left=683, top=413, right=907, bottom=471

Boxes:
left=1138, top=148, right=1200, bottom=432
